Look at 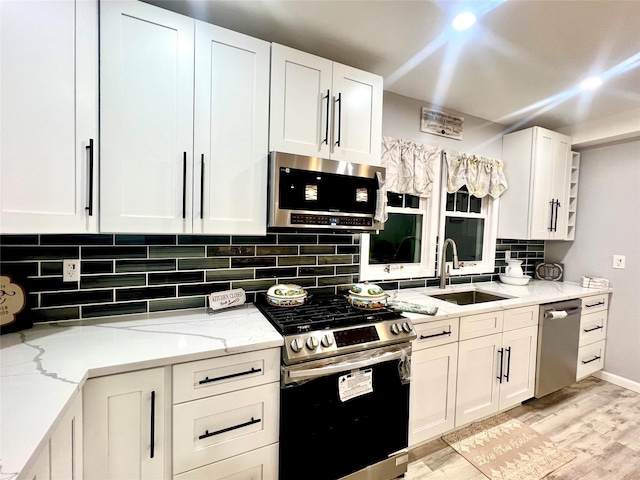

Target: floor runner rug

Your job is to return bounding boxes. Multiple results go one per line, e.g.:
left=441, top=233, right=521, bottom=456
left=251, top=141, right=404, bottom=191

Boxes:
left=442, top=412, right=575, bottom=480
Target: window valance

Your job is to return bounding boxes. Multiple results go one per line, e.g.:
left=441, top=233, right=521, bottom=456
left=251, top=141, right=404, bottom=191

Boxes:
left=381, top=137, right=440, bottom=198
left=444, top=150, right=508, bottom=199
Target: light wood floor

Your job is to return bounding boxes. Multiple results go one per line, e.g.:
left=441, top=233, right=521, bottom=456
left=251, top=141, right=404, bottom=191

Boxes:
left=406, top=376, right=640, bottom=480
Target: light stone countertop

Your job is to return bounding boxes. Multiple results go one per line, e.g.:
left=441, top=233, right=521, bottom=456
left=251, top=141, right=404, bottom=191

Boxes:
left=0, top=280, right=613, bottom=479
left=0, top=305, right=283, bottom=480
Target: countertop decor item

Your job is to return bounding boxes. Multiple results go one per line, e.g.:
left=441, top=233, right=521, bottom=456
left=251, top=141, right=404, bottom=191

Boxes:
left=346, top=281, right=389, bottom=310
left=535, top=262, right=564, bottom=281
left=499, top=274, right=531, bottom=286
left=581, top=276, right=609, bottom=288
left=265, top=284, right=308, bottom=307
left=505, top=259, right=524, bottom=277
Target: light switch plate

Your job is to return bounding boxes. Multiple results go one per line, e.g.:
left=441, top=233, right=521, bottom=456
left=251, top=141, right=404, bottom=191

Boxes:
left=613, top=255, right=626, bottom=269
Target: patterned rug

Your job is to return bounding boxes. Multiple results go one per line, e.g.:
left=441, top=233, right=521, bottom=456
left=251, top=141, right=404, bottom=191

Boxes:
left=442, top=413, right=575, bottom=480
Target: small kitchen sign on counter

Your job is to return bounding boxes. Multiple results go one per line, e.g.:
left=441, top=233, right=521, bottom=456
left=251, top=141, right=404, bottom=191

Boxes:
left=208, top=288, right=246, bottom=312
left=420, top=107, right=464, bottom=140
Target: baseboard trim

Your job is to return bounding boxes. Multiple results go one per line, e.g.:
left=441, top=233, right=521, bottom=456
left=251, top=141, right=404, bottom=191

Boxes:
left=593, top=370, right=640, bottom=393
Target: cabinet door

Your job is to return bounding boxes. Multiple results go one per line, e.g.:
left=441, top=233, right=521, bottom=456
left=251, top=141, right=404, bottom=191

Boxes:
left=529, top=128, right=556, bottom=239
left=549, top=132, right=571, bottom=239
left=0, top=0, right=98, bottom=233
left=50, top=392, right=83, bottom=480
left=269, top=44, right=333, bottom=158
left=330, top=63, right=383, bottom=166
left=100, top=0, right=194, bottom=233
left=455, top=333, right=501, bottom=427
left=499, top=325, right=538, bottom=410
left=83, top=368, right=168, bottom=480
left=409, top=343, right=458, bottom=447
left=194, top=22, right=269, bottom=235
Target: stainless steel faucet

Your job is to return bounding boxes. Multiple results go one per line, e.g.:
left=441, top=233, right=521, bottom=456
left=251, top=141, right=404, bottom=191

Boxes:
left=439, top=238, right=460, bottom=289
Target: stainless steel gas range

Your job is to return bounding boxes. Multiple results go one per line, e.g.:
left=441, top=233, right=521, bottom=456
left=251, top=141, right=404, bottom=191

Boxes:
left=255, top=295, right=416, bottom=480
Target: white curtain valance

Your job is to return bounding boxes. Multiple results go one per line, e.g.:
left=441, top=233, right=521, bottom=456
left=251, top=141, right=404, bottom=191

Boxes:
left=381, top=137, right=440, bottom=198
left=444, top=150, right=508, bottom=199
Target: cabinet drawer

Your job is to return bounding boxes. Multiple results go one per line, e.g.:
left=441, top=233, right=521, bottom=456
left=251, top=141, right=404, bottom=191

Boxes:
left=576, top=340, right=605, bottom=380
left=174, top=443, right=278, bottom=480
left=173, top=382, right=279, bottom=474
left=579, top=311, right=607, bottom=346
left=581, top=294, right=609, bottom=314
left=173, top=348, right=280, bottom=404
left=413, top=318, right=460, bottom=350
left=503, top=305, right=538, bottom=331
left=459, top=311, right=504, bottom=340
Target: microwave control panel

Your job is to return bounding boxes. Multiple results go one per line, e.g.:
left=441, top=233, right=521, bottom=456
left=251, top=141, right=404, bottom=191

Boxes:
left=290, top=213, right=373, bottom=227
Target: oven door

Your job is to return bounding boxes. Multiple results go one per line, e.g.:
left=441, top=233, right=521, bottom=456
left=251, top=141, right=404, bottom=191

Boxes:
left=280, top=344, right=411, bottom=480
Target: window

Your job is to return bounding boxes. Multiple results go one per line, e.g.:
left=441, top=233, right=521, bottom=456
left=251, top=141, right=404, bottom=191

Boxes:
left=439, top=185, right=499, bottom=276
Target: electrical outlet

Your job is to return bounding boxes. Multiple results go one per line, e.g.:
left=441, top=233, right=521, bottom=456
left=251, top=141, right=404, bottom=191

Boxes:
left=505, top=250, right=511, bottom=261
left=63, top=259, right=80, bottom=282
left=613, top=255, right=626, bottom=269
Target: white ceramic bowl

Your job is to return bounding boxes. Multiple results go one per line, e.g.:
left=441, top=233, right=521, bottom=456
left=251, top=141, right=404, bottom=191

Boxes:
left=266, top=284, right=308, bottom=306
left=348, top=282, right=385, bottom=297
left=499, top=274, right=531, bottom=286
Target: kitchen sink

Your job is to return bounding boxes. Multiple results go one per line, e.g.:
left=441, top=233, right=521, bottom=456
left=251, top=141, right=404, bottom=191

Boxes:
left=428, top=290, right=511, bottom=305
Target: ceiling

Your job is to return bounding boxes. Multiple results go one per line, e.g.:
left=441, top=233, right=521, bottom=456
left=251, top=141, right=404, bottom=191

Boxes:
left=144, top=0, right=640, bottom=131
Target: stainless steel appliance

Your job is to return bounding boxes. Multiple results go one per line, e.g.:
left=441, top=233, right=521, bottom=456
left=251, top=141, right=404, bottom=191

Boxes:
left=535, top=299, right=582, bottom=398
left=268, top=151, right=385, bottom=231
left=255, top=295, right=415, bottom=480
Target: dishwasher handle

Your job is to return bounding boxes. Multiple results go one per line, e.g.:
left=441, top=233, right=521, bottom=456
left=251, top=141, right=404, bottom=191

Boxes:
left=544, top=306, right=581, bottom=319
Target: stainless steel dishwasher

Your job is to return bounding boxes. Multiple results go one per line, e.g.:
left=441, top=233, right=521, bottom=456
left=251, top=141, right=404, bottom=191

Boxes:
left=535, top=298, right=582, bottom=398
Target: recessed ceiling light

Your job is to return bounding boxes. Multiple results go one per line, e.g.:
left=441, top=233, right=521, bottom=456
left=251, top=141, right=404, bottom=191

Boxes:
left=452, top=12, right=476, bottom=31
left=580, top=76, right=603, bottom=90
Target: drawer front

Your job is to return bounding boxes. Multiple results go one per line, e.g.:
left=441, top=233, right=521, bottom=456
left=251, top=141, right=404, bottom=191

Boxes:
left=173, top=382, right=280, bottom=474
left=581, top=294, right=609, bottom=314
left=174, top=443, right=278, bottom=480
left=576, top=340, right=606, bottom=380
left=579, top=311, right=607, bottom=346
left=173, top=348, right=280, bottom=404
left=459, top=311, right=504, bottom=340
left=503, top=305, right=538, bottom=332
left=413, top=318, right=460, bottom=350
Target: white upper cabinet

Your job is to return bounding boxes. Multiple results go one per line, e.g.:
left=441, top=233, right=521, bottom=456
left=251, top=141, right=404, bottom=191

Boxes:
left=100, top=1, right=269, bottom=234
left=270, top=44, right=383, bottom=166
left=498, top=126, right=572, bottom=240
left=100, top=0, right=195, bottom=233
left=193, top=21, right=270, bottom=235
left=0, top=0, right=98, bottom=233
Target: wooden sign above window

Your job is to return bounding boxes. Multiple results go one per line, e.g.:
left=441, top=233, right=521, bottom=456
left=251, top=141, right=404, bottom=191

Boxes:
left=420, top=107, right=464, bottom=140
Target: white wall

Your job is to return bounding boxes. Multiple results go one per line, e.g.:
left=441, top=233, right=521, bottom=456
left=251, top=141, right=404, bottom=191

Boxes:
left=546, top=139, right=640, bottom=384
left=382, top=92, right=506, bottom=158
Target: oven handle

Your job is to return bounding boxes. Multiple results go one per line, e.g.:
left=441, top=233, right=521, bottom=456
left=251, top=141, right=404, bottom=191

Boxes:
left=284, top=344, right=411, bottom=386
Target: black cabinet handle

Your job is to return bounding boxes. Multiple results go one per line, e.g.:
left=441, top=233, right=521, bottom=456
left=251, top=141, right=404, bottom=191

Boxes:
left=420, top=330, right=452, bottom=340
left=548, top=199, right=555, bottom=231
left=497, top=348, right=504, bottom=384
left=504, top=346, right=512, bottom=382
left=200, top=154, right=205, bottom=220
left=323, top=89, right=330, bottom=145
left=198, top=367, right=262, bottom=385
left=584, top=325, right=603, bottom=333
left=85, top=139, right=94, bottom=216
left=335, top=92, right=342, bottom=147
left=199, top=417, right=261, bottom=440
left=581, top=355, right=601, bottom=365
left=585, top=301, right=605, bottom=308
left=150, top=390, right=155, bottom=459
left=553, top=199, right=561, bottom=232
left=182, top=152, right=187, bottom=219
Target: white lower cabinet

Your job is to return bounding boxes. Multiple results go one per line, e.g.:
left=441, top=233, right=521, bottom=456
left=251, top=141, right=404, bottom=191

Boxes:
left=83, top=367, right=169, bottom=480
left=577, top=294, right=609, bottom=380
left=455, top=307, right=538, bottom=427
left=172, top=348, right=280, bottom=478
left=409, top=317, right=459, bottom=447
left=22, top=392, right=83, bottom=480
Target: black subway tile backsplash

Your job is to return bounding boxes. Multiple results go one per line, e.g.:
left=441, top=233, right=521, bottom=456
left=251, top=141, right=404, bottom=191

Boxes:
left=0, top=234, right=543, bottom=322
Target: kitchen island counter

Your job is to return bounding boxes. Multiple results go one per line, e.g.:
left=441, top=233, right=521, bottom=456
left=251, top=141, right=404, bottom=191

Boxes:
left=0, top=306, right=283, bottom=479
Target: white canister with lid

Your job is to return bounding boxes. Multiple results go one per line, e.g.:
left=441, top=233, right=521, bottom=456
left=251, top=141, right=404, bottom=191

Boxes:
left=505, top=259, right=524, bottom=278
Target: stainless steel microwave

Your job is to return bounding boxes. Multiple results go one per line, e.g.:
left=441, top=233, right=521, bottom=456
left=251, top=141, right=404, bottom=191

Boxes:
left=268, top=152, right=385, bottom=231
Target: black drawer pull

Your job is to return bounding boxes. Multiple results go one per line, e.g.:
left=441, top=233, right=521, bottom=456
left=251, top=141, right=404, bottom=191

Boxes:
left=199, top=417, right=261, bottom=440
left=198, top=367, right=262, bottom=385
left=150, top=390, right=155, bottom=459
left=581, top=355, right=601, bottom=365
left=85, top=139, right=94, bottom=216
left=584, top=325, right=603, bottom=333
left=585, top=301, right=605, bottom=308
left=420, top=330, right=452, bottom=340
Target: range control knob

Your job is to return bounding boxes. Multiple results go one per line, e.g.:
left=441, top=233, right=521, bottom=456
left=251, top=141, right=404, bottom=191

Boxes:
left=402, top=322, right=412, bottom=333
left=306, top=336, right=319, bottom=350
left=390, top=323, right=400, bottom=335
left=290, top=338, right=304, bottom=353
left=321, top=334, right=334, bottom=348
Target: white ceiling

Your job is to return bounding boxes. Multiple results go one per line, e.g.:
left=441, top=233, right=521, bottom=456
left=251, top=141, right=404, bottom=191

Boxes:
left=144, top=0, right=640, bottom=131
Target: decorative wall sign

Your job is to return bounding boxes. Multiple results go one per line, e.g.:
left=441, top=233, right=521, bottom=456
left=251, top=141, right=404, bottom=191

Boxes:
left=420, top=107, right=464, bottom=140
left=208, top=288, right=246, bottom=311
left=0, top=274, right=32, bottom=334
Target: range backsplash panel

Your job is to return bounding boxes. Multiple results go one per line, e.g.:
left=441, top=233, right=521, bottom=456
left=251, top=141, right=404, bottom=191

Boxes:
left=0, top=234, right=543, bottom=323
